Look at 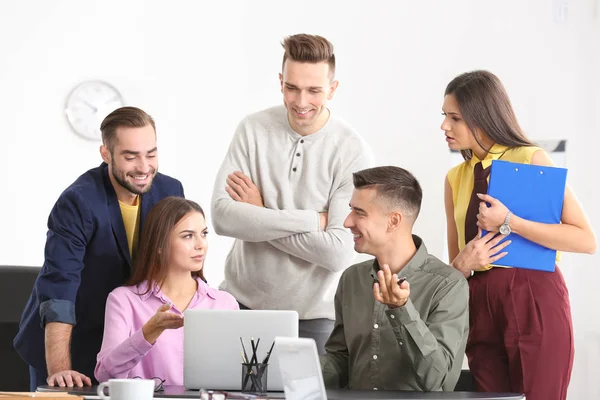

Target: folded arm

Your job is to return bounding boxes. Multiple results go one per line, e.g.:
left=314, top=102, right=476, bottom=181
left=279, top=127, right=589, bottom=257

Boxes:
left=508, top=150, right=596, bottom=253
left=267, top=183, right=355, bottom=272
left=267, top=147, right=375, bottom=272
left=476, top=150, right=596, bottom=254
left=211, top=123, right=319, bottom=242
left=212, top=198, right=320, bottom=242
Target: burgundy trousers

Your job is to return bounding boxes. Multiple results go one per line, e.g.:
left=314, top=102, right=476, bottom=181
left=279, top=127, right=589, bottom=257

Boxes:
left=467, top=266, right=574, bottom=400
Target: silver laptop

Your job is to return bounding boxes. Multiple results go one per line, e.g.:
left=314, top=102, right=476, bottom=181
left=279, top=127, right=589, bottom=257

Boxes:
left=274, top=339, right=527, bottom=400
left=275, top=337, right=328, bottom=400
left=183, top=309, right=298, bottom=391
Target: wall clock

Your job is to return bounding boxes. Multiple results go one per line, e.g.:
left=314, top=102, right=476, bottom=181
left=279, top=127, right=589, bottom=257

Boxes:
left=65, top=80, right=124, bottom=141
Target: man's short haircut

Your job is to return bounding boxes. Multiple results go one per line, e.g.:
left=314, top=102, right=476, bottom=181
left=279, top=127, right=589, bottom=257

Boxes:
left=353, top=166, right=423, bottom=221
left=281, top=34, right=336, bottom=79
left=100, top=106, right=156, bottom=152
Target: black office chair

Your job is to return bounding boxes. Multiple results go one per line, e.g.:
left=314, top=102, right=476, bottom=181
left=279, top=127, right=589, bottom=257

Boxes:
left=0, top=265, right=41, bottom=391
left=454, top=369, right=477, bottom=391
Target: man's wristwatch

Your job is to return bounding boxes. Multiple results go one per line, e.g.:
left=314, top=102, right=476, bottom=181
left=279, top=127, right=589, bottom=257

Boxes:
left=499, top=211, right=512, bottom=235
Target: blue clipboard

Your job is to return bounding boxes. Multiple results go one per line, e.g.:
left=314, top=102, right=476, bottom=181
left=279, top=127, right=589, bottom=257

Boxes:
left=484, top=159, right=567, bottom=272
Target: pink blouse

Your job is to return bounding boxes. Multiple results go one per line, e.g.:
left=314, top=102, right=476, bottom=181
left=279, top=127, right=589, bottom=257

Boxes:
left=95, top=277, right=239, bottom=385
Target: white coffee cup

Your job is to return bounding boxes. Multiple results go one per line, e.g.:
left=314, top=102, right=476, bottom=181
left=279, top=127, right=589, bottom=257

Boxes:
left=97, top=378, right=155, bottom=400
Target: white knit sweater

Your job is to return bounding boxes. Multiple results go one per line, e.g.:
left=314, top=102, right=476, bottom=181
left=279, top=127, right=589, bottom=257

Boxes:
left=212, top=105, right=374, bottom=319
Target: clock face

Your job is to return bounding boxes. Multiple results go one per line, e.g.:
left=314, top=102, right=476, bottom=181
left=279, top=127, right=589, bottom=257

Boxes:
left=65, top=80, right=124, bottom=141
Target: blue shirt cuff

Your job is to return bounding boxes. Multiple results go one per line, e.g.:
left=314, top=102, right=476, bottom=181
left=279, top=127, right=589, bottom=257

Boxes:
left=39, top=299, right=76, bottom=327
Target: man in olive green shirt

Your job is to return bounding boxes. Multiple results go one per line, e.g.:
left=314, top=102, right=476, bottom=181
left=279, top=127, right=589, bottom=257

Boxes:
left=320, top=166, right=469, bottom=391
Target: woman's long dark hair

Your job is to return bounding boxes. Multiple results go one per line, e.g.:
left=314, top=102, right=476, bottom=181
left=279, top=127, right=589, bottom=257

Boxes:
left=128, top=196, right=207, bottom=294
left=445, top=70, right=535, bottom=160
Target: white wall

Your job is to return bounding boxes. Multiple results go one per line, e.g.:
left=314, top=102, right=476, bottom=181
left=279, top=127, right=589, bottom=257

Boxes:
left=1, top=0, right=598, bottom=397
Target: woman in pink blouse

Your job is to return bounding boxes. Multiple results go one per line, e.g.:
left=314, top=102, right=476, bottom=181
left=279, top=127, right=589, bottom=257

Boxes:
left=95, top=197, right=239, bottom=386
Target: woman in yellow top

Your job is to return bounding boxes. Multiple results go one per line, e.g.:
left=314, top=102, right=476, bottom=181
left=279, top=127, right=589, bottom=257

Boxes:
left=442, top=70, right=596, bottom=400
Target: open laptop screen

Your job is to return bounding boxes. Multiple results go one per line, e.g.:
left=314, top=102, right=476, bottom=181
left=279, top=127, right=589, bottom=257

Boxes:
left=184, top=309, right=298, bottom=391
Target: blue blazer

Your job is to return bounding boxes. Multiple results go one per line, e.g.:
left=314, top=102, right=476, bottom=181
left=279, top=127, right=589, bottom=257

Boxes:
left=14, top=163, right=184, bottom=380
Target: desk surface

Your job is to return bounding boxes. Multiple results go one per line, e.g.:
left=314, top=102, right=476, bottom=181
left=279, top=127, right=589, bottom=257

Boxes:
left=38, top=385, right=525, bottom=400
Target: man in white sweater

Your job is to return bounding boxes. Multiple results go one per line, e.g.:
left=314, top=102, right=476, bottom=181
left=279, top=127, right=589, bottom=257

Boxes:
left=211, top=34, right=373, bottom=353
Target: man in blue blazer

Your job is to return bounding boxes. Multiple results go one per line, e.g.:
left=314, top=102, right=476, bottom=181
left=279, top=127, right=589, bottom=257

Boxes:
left=13, top=107, right=185, bottom=390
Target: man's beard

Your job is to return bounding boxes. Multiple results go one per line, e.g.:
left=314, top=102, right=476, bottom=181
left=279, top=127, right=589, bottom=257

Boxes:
left=111, top=160, right=157, bottom=195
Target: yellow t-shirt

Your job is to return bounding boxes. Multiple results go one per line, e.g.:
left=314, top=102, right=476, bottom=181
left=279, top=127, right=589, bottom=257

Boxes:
left=119, top=196, right=141, bottom=261
left=447, top=144, right=560, bottom=270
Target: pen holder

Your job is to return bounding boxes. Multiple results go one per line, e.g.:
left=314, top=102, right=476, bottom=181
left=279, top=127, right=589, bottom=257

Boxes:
left=241, top=362, right=268, bottom=395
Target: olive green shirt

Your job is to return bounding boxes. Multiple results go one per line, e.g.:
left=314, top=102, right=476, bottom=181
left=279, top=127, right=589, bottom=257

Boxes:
left=320, top=235, right=469, bottom=391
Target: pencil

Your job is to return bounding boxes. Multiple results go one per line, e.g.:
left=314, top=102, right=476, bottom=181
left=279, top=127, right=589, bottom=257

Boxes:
left=240, top=337, right=249, bottom=363
left=262, top=340, right=276, bottom=364
left=250, top=337, right=257, bottom=364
